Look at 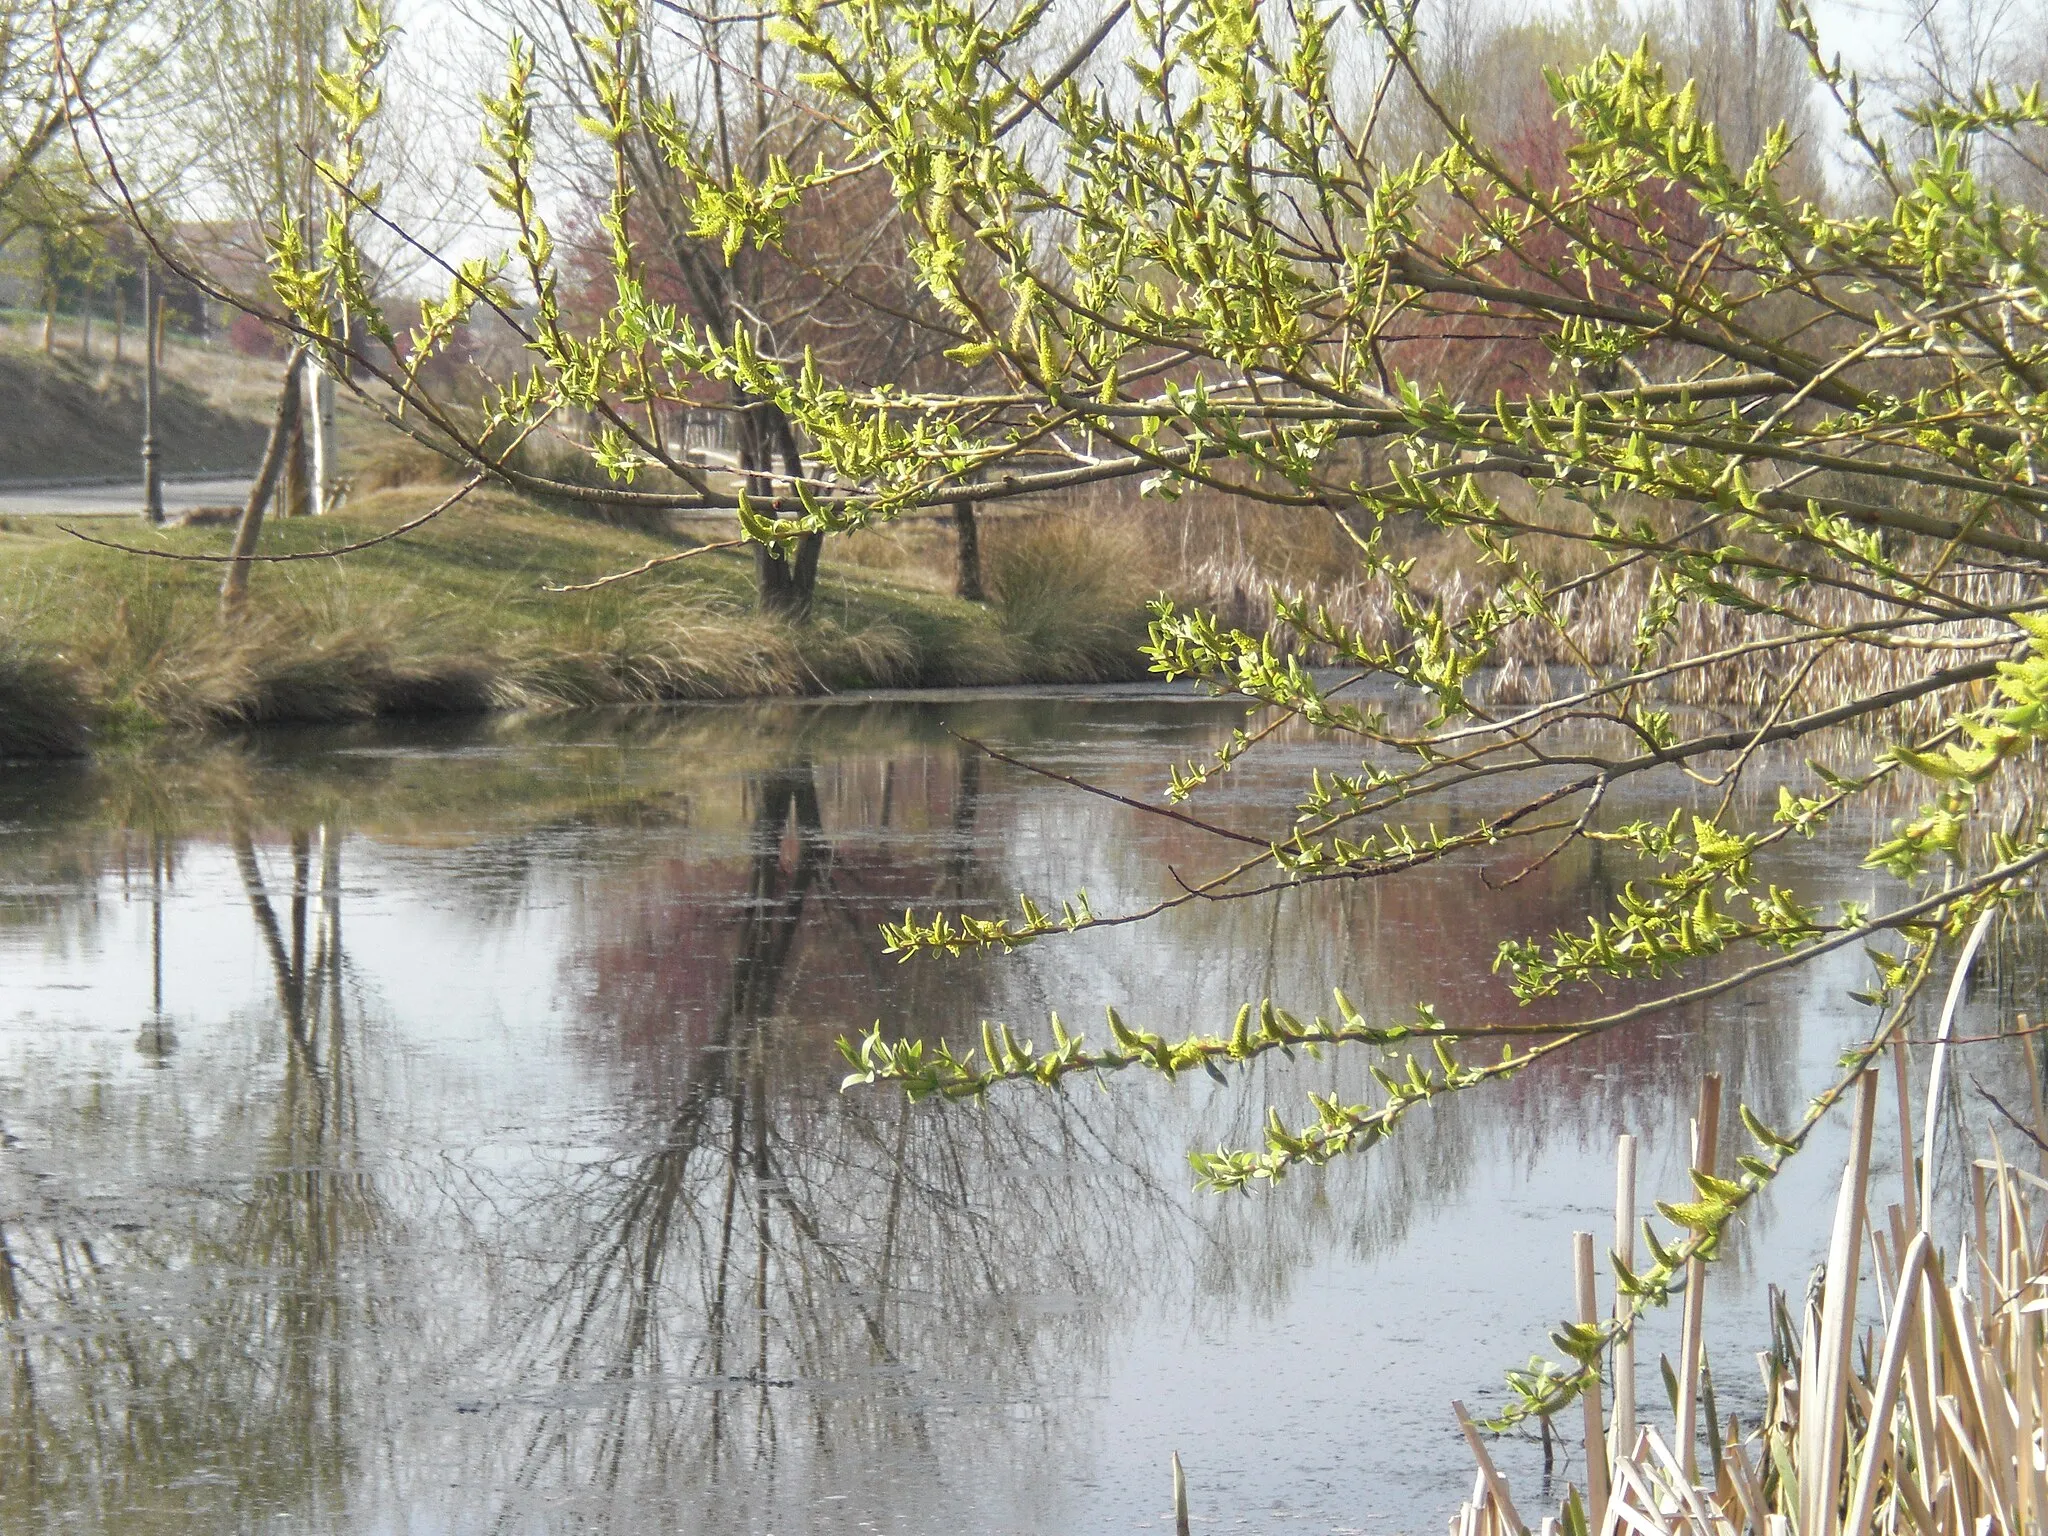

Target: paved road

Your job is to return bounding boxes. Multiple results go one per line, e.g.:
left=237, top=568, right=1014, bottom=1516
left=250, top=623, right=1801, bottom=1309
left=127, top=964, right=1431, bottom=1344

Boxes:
left=0, top=476, right=254, bottom=519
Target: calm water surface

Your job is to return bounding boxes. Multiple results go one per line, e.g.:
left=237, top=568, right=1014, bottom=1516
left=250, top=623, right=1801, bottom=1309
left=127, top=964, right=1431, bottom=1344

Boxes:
left=0, top=689, right=1970, bottom=1533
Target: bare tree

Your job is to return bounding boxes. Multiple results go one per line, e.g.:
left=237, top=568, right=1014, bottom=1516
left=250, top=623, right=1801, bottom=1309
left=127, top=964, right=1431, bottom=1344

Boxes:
left=501, top=0, right=972, bottom=614
left=173, top=0, right=355, bottom=517
left=0, top=0, right=158, bottom=252
left=1658, top=0, right=1821, bottom=179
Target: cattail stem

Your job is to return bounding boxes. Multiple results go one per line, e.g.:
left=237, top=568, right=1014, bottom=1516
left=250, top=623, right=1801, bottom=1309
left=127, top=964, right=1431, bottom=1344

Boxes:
left=1611, top=1134, right=1636, bottom=1466
left=1574, top=1231, right=1609, bottom=1529
left=1801, top=1069, right=1878, bottom=1536
left=1675, top=1074, right=1720, bottom=1482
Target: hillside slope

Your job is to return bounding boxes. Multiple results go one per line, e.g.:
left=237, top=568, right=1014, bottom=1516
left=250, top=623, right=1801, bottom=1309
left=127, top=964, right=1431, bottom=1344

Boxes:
left=0, top=345, right=270, bottom=482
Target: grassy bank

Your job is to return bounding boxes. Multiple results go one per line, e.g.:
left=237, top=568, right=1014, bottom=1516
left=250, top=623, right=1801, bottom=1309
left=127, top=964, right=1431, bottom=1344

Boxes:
left=0, top=486, right=1155, bottom=757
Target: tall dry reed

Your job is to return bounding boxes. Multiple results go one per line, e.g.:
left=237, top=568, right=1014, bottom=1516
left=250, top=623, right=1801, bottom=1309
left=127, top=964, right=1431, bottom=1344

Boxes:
left=1449, top=1059, right=2048, bottom=1536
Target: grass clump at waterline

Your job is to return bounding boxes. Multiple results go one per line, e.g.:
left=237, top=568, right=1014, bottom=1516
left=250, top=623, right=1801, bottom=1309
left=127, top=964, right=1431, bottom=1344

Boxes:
left=0, top=487, right=1155, bottom=757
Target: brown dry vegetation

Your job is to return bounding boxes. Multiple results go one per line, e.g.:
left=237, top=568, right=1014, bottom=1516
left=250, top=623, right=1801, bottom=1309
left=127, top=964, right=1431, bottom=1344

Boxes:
left=1104, top=477, right=2015, bottom=729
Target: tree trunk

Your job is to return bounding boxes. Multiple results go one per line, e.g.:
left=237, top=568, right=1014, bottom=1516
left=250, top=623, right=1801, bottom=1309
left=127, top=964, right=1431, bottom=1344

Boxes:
left=952, top=499, right=984, bottom=601
left=305, top=364, right=334, bottom=512
left=793, top=530, right=823, bottom=599
left=80, top=301, right=92, bottom=361
left=40, top=286, right=54, bottom=354
left=282, top=410, right=310, bottom=518
left=222, top=351, right=306, bottom=619
left=741, top=396, right=823, bottom=620
left=755, top=538, right=824, bottom=618
left=113, top=281, right=125, bottom=365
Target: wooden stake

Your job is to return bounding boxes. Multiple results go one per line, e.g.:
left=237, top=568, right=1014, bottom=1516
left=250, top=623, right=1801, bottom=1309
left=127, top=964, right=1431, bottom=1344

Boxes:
left=1612, top=1135, right=1637, bottom=1466
left=1575, top=1231, right=1610, bottom=1529
left=1676, top=1074, right=1721, bottom=1482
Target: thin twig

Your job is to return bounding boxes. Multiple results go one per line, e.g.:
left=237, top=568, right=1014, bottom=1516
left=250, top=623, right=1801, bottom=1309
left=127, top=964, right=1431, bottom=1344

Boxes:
left=1974, top=1081, right=2048, bottom=1155
left=539, top=536, right=752, bottom=591
left=58, top=475, right=488, bottom=564
left=946, top=728, right=1271, bottom=847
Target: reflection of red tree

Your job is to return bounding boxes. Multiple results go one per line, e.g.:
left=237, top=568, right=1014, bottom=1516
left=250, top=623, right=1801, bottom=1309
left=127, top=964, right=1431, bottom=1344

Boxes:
left=571, top=740, right=1822, bottom=1156
left=1098, top=764, right=1815, bottom=1145
left=568, top=753, right=996, bottom=1100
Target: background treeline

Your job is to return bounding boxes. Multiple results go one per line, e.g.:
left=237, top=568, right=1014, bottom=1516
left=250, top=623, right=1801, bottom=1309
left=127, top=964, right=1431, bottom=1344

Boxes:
left=7, top=0, right=2048, bottom=654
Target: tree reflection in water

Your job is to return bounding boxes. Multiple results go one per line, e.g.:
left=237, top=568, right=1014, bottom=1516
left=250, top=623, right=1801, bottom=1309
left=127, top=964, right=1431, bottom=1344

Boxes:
left=483, top=750, right=1164, bottom=1530
left=2, top=824, right=378, bottom=1531
left=0, top=705, right=2034, bottom=1534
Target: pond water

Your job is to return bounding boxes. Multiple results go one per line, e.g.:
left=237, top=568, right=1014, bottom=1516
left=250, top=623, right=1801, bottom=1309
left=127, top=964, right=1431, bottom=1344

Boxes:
left=0, top=689, right=2000, bottom=1534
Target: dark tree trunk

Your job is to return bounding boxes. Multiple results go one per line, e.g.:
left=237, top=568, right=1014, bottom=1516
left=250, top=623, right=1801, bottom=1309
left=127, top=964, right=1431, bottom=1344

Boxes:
left=741, top=395, right=823, bottom=620
left=952, top=499, right=984, bottom=601
left=792, top=530, right=823, bottom=598
left=282, top=408, right=311, bottom=519
left=755, top=540, right=823, bottom=618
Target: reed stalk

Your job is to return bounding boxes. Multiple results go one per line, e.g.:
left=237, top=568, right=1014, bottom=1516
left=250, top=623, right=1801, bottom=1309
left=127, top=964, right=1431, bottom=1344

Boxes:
left=1676, top=1075, right=1721, bottom=1483
left=1921, top=912, right=1996, bottom=1227
left=1576, top=1231, right=1610, bottom=1530
left=1611, top=1136, right=1637, bottom=1470
left=1451, top=1059, right=2048, bottom=1536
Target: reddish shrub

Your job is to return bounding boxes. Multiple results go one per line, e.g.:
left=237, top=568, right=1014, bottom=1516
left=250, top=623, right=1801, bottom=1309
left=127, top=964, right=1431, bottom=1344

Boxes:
left=228, top=310, right=286, bottom=358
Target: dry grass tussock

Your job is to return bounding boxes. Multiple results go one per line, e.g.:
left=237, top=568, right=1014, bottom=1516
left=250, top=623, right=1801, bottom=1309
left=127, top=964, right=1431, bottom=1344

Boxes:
left=505, top=588, right=924, bottom=705
left=3, top=571, right=933, bottom=741
left=7, top=576, right=506, bottom=735
left=709, top=507, right=1158, bottom=683
left=0, top=492, right=1165, bottom=755
left=0, top=636, right=89, bottom=758
left=983, top=512, right=1156, bottom=682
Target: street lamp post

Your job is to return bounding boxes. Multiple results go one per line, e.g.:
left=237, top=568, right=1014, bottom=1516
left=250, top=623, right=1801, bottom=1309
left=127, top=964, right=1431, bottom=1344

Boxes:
left=142, top=260, right=164, bottom=524
left=137, top=833, right=176, bottom=1063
